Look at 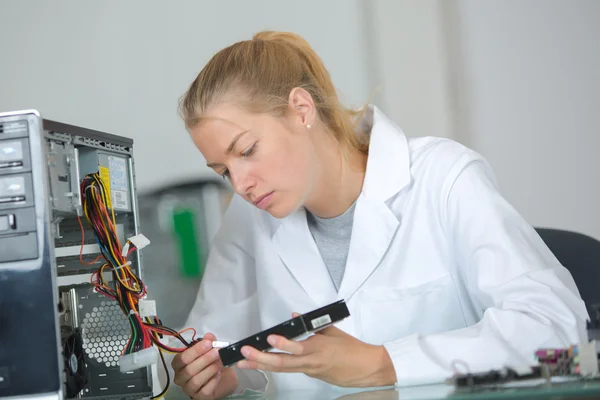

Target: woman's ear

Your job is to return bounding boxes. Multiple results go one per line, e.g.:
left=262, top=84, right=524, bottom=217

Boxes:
left=288, top=87, right=316, bottom=128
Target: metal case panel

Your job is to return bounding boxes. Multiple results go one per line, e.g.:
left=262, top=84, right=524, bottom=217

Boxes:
left=0, top=110, right=62, bottom=400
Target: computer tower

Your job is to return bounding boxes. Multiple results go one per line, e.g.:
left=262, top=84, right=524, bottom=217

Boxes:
left=0, top=110, right=154, bottom=400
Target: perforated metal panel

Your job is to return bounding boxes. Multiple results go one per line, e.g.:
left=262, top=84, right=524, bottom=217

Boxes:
left=81, top=301, right=131, bottom=368
left=72, top=271, right=152, bottom=399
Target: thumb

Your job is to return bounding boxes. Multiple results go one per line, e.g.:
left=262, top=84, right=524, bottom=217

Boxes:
left=291, top=312, right=301, bottom=318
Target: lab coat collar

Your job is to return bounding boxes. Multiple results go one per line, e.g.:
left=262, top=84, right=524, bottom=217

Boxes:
left=273, top=105, right=411, bottom=305
left=362, top=105, right=412, bottom=202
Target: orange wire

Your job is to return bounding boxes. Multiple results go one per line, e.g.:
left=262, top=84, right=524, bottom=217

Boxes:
left=178, top=328, right=197, bottom=341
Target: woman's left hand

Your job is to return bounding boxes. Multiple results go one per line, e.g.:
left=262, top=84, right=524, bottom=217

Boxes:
left=236, top=313, right=397, bottom=388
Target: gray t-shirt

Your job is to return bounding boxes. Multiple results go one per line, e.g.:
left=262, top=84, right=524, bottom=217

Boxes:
left=306, top=201, right=357, bottom=291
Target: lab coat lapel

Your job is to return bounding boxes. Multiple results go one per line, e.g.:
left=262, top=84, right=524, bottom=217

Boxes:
left=337, top=197, right=400, bottom=301
left=273, top=208, right=337, bottom=305
left=337, top=106, right=412, bottom=301
left=273, top=106, right=411, bottom=305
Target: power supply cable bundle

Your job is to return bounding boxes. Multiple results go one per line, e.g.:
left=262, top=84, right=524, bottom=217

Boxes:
left=78, top=173, right=199, bottom=399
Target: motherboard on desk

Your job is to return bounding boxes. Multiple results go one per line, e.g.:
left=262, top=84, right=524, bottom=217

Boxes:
left=450, top=340, right=600, bottom=395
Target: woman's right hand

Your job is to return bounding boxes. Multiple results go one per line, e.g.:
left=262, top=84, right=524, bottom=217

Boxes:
left=172, top=333, right=238, bottom=400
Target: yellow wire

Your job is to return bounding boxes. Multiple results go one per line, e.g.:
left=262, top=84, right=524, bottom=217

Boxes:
left=85, top=174, right=178, bottom=400
left=93, top=174, right=117, bottom=229
left=84, top=173, right=160, bottom=364
left=86, top=178, right=139, bottom=292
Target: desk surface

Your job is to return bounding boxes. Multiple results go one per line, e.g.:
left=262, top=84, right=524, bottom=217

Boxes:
left=224, top=378, right=600, bottom=400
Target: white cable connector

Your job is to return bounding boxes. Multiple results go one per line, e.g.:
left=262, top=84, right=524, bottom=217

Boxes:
left=119, top=346, right=158, bottom=373
left=122, top=234, right=150, bottom=256
left=121, top=242, right=130, bottom=257
left=138, top=299, right=157, bottom=318
left=212, top=341, right=230, bottom=348
left=128, top=234, right=150, bottom=250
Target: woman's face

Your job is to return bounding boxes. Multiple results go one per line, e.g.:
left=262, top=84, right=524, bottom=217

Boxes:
left=189, top=102, right=317, bottom=218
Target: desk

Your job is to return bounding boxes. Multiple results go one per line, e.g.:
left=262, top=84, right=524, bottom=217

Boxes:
left=221, top=379, right=600, bottom=400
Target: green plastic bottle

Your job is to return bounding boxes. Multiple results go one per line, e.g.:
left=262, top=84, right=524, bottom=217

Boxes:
left=172, top=206, right=205, bottom=279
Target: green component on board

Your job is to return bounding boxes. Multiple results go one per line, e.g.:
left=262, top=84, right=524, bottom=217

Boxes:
left=172, top=206, right=205, bottom=279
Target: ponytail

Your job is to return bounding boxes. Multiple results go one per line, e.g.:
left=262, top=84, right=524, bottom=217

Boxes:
left=180, top=30, right=369, bottom=154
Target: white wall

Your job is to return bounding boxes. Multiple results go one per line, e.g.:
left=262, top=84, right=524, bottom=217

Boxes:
left=2, top=1, right=597, bottom=240
left=444, top=0, right=600, bottom=240
left=366, top=0, right=455, bottom=139
left=0, top=0, right=373, bottom=193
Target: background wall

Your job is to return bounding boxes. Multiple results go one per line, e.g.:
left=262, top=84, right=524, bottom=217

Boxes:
left=367, top=0, right=455, bottom=139
left=442, top=0, right=600, bottom=240
left=1, top=0, right=598, bottom=239
left=0, top=0, right=373, bottom=191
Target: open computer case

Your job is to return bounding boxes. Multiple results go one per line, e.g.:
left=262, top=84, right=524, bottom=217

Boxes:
left=0, top=110, right=154, bottom=400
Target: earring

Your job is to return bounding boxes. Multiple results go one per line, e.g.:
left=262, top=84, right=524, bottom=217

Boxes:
left=306, top=124, right=311, bottom=130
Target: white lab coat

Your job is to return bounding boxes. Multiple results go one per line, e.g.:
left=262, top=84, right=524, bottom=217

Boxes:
left=167, top=106, right=588, bottom=396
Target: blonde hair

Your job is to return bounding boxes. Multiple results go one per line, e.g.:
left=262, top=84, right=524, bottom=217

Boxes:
left=179, top=31, right=369, bottom=154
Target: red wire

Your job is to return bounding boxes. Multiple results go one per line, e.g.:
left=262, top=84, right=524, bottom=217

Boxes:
left=82, top=174, right=195, bottom=356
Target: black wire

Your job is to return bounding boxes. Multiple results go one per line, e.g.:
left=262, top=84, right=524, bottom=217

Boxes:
left=151, top=348, right=170, bottom=399
left=82, top=172, right=193, bottom=355
left=144, top=323, right=193, bottom=349
left=82, top=174, right=147, bottom=354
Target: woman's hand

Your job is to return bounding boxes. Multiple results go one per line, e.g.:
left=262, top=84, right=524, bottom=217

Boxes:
left=236, top=313, right=397, bottom=387
left=172, top=333, right=238, bottom=400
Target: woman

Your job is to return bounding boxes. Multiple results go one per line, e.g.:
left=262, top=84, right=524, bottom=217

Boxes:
left=169, top=31, right=588, bottom=399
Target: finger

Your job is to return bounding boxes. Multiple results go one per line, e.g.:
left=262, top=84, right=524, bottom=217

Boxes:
left=187, top=332, right=216, bottom=351
left=239, top=345, right=313, bottom=372
left=291, top=312, right=301, bottom=318
left=315, top=324, right=347, bottom=337
left=171, top=353, right=184, bottom=373
left=173, top=340, right=211, bottom=371
left=197, top=370, right=221, bottom=398
left=178, top=348, right=221, bottom=384
left=267, top=334, right=315, bottom=355
left=172, top=339, right=214, bottom=371
left=189, top=332, right=217, bottom=349
left=185, top=359, right=222, bottom=394
left=237, top=358, right=307, bottom=373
